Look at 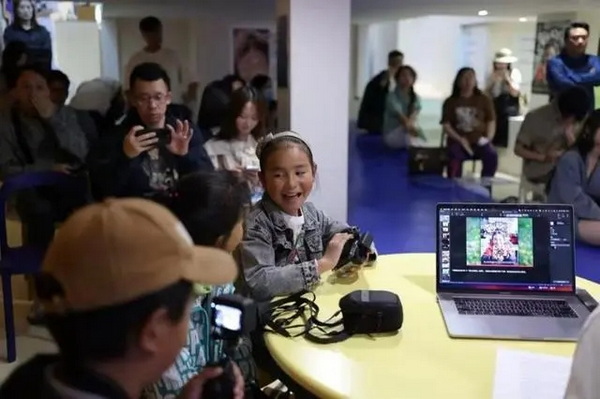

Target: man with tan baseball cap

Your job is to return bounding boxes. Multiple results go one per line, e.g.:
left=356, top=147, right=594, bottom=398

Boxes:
left=0, top=198, right=244, bottom=399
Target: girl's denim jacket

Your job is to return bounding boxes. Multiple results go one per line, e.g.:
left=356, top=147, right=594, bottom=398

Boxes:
left=239, top=197, right=348, bottom=301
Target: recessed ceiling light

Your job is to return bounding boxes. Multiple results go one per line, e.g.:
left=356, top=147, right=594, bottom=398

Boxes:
left=519, top=17, right=527, bottom=22
left=478, top=10, right=488, bottom=16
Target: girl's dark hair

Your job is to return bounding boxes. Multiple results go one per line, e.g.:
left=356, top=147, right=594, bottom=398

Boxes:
left=575, top=109, right=600, bottom=157
left=216, top=86, right=267, bottom=141
left=258, top=134, right=315, bottom=171
left=395, top=65, right=417, bottom=115
left=170, top=171, right=250, bottom=246
left=451, top=67, right=482, bottom=98
left=12, top=0, right=39, bottom=28
left=36, top=274, right=192, bottom=364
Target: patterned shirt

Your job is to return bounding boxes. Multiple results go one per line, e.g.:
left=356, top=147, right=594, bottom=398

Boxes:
left=144, top=283, right=235, bottom=399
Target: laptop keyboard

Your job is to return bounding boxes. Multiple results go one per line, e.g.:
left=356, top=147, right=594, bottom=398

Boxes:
left=454, top=298, right=578, bottom=318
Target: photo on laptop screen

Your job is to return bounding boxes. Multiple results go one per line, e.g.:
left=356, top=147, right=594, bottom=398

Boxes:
left=466, top=217, right=533, bottom=267
left=437, top=204, right=575, bottom=293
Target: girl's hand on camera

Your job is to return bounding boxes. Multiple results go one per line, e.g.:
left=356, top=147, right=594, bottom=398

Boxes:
left=317, top=232, right=353, bottom=274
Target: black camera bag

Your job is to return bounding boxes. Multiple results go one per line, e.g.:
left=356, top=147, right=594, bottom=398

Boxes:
left=264, top=290, right=403, bottom=344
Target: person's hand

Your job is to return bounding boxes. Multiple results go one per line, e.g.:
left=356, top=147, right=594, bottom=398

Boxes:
left=459, top=137, right=474, bottom=154
left=52, top=163, right=71, bottom=174
left=32, top=94, right=56, bottom=119
left=318, top=232, right=353, bottom=274
left=166, top=119, right=193, bottom=156
left=178, top=365, right=244, bottom=399
left=123, top=126, right=158, bottom=158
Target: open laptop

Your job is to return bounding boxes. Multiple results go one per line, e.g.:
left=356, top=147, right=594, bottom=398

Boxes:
left=436, top=202, right=591, bottom=341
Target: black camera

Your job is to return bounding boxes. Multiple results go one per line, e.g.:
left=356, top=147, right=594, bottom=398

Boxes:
left=203, top=294, right=257, bottom=399
left=334, top=227, right=375, bottom=271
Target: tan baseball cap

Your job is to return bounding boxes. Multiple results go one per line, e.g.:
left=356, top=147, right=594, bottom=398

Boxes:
left=41, top=198, right=238, bottom=312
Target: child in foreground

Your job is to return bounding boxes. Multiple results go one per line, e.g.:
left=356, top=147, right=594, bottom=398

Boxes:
left=146, top=170, right=256, bottom=398
left=239, top=130, right=376, bottom=300
left=0, top=198, right=244, bottom=399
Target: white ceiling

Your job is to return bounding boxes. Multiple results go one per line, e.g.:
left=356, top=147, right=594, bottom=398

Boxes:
left=98, top=0, right=600, bottom=22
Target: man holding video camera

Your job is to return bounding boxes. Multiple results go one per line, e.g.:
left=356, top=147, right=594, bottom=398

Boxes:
left=88, top=62, right=213, bottom=203
left=0, top=198, right=244, bottom=399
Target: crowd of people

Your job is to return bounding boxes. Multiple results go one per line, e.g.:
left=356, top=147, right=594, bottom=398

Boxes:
left=359, top=21, right=600, bottom=246
left=1, top=3, right=600, bottom=397
left=0, top=8, right=369, bottom=399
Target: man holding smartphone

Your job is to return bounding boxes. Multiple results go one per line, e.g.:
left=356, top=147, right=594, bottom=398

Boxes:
left=89, top=62, right=213, bottom=202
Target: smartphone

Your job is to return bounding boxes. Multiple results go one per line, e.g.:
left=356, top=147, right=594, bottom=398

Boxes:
left=135, top=128, right=171, bottom=146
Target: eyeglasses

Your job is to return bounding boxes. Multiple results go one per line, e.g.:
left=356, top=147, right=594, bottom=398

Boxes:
left=135, top=94, right=168, bottom=106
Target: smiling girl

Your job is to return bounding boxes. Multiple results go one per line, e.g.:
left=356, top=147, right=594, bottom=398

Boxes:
left=239, top=131, right=374, bottom=301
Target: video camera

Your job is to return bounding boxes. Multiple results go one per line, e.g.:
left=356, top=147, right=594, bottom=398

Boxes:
left=334, top=227, right=375, bottom=272
left=203, top=294, right=257, bottom=399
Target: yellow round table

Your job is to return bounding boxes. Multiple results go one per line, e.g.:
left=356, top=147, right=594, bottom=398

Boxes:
left=264, top=253, right=600, bottom=399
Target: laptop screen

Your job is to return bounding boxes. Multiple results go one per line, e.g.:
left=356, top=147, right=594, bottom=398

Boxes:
left=437, top=203, right=575, bottom=293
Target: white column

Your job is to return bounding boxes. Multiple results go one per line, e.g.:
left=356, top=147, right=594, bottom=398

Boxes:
left=277, top=0, right=351, bottom=222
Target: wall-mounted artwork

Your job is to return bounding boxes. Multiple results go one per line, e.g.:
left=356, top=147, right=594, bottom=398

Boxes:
left=531, top=19, right=571, bottom=94
left=232, top=27, right=270, bottom=84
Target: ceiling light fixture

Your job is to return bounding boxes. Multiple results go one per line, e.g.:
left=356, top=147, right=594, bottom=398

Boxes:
left=519, top=17, right=527, bottom=22
left=478, top=10, right=488, bottom=16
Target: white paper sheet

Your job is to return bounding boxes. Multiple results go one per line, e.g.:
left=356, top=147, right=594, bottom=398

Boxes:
left=493, top=348, right=572, bottom=399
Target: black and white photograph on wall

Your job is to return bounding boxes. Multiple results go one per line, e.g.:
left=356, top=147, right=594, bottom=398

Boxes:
left=531, top=19, right=570, bottom=94
left=276, top=15, right=288, bottom=88
left=232, top=27, right=270, bottom=84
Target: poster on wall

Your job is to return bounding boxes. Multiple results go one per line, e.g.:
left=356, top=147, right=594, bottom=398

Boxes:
left=531, top=19, right=570, bottom=94
left=276, top=15, right=288, bottom=88
left=232, top=27, right=271, bottom=84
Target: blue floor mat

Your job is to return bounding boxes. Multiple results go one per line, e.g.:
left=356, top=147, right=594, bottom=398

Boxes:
left=346, top=130, right=600, bottom=283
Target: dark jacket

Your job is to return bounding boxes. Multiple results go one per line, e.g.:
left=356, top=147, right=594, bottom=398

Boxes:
left=87, top=108, right=213, bottom=201
left=357, top=70, right=389, bottom=134
left=3, top=24, right=52, bottom=69
left=0, top=354, right=132, bottom=399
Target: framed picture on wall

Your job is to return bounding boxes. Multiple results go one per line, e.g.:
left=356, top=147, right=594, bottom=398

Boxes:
left=231, top=27, right=271, bottom=85
left=531, top=19, right=570, bottom=94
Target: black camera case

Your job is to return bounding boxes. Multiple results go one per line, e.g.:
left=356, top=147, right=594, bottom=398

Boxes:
left=338, top=290, right=403, bottom=335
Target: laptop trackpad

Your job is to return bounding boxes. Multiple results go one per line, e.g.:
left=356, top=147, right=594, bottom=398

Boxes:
left=445, top=314, right=582, bottom=341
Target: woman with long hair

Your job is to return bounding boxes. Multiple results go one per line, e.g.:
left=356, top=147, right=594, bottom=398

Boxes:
left=548, top=109, right=600, bottom=245
left=3, top=0, right=52, bottom=69
left=204, top=86, right=267, bottom=202
left=441, top=67, right=498, bottom=178
left=382, top=65, right=426, bottom=148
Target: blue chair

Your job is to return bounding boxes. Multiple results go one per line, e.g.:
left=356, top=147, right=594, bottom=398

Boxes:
left=0, top=171, right=80, bottom=363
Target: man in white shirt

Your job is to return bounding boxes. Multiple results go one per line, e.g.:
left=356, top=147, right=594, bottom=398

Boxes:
left=123, top=16, right=198, bottom=106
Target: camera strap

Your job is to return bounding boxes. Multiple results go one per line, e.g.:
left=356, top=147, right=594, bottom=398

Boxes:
left=264, top=291, right=352, bottom=344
